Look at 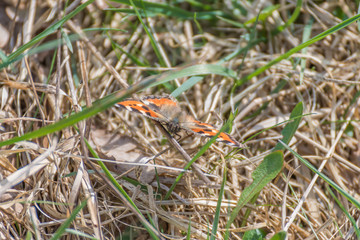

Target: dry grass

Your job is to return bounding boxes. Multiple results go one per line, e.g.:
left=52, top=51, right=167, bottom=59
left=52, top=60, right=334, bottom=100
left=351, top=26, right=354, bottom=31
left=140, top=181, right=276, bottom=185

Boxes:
left=0, top=0, right=360, bottom=239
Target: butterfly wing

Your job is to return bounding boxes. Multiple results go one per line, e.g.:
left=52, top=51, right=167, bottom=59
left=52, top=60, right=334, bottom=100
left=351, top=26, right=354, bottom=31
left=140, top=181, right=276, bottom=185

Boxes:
left=184, top=120, right=245, bottom=148
left=118, top=95, right=244, bottom=148
left=117, top=99, right=166, bottom=121
left=141, top=95, right=178, bottom=111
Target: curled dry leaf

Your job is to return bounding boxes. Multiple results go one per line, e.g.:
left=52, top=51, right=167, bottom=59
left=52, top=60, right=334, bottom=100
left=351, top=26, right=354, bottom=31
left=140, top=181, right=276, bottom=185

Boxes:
left=90, top=129, right=155, bottom=183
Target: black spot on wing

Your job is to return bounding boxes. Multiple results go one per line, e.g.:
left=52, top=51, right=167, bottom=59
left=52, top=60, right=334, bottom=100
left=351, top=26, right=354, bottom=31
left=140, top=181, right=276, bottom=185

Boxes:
left=202, top=129, right=213, bottom=132
left=131, top=108, right=142, bottom=114
left=145, top=111, right=154, bottom=117
left=141, top=105, right=150, bottom=111
left=146, top=103, right=160, bottom=111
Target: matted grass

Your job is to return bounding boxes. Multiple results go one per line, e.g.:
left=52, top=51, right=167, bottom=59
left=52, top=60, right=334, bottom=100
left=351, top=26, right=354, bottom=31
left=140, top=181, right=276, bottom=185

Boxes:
left=0, top=0, right=360, bottom=239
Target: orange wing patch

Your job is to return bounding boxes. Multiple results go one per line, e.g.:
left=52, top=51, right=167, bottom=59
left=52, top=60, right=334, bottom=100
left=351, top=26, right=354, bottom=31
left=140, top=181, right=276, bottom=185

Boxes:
left=188, top=126, right=243, bottom=147
left=142, top=95, right=178, bottom=108
left=117, top=100, right=164, bottom=119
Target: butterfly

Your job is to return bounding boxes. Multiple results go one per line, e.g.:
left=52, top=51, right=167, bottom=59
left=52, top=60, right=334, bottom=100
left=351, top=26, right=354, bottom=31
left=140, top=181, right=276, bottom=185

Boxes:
left=117, top=95, right=245, bottom=148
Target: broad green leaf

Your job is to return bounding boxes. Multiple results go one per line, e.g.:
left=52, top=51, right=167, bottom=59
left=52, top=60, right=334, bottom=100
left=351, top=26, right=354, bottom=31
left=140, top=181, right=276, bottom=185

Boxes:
left=273, top=102, right=303, bottom=151
left=243, top=229, right=266, bottom=240
left=224, top=151, right=283, bottom=239
left=269, top=231, right=287, bottom=240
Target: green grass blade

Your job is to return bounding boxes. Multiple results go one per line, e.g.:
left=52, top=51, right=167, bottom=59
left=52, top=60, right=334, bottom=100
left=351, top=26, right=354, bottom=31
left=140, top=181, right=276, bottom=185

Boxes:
left=327, top=186, right=360, bottom=239
left=237, top=13, right=360, bottom=86
left=273, top=102, right=303, bottom=151
left=129, top=0, right=166, bottom=67
left=244, top=4, right=281, bottom=25
left=171, top=76, right=204, bottom=97
left=299, top=17, right=314, bottom=84
left=150, top=64, right=237, bottom=89
left=0, top=64, right=233, bottom=147
left=164, top=115, right=238, bottom=200
left=275, top=0, right=302, bottom=33
left=279, top=141, right=360, bottom=209
left=64, top=229, right=98, bottom=240
left=109, top=0, right=228, bottom=20
left=186, top=218, right=192, bottom=240
left=109, top=37, right=147, bottom=67
left=224, top=151, right=284, bottom=239
left=0, top=33, right=83, bottom=70
left=50, top=199, right=88, bottom=240
left=61, top=29, right=73, bottom=53
left=0, top=90, right=128, bottom=147
left=83, top=137, right=160, bottom=239
left=210, top=166, right=227, bottom=240
left=6, top=0, right=94, bottom=62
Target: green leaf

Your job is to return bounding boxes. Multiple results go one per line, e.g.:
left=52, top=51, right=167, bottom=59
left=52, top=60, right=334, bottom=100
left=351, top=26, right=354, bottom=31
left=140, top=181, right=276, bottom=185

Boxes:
left=243, top=229, right=266, bottom=240
left=224, top=151, right=283, bottom=239
left=273, top=102, right=303, bottom=151
left=244, top=4, right=281, bottom=25
left=269, top=231, right=287, bottom=240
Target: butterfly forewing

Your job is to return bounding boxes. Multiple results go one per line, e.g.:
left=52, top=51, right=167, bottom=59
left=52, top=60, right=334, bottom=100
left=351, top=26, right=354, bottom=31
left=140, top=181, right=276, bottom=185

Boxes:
left=117, top=99, right=166, bottom=120
left=142, top=95, right=178, bottom=110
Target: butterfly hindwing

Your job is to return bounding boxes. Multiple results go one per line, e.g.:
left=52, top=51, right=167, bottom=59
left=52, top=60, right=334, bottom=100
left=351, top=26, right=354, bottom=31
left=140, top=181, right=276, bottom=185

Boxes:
left=185, top=120, right=244, bottom=148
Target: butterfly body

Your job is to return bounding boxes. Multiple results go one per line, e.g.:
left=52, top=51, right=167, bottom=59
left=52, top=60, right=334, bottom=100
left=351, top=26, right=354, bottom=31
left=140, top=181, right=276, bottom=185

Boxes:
left=117, top=95, right=244, bottom=148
